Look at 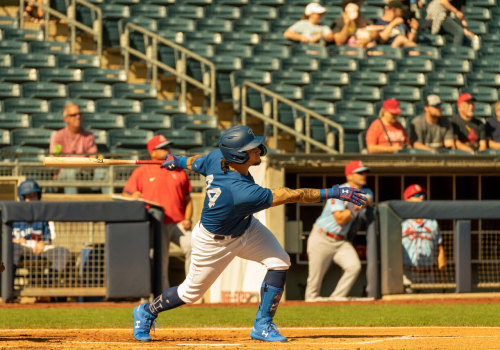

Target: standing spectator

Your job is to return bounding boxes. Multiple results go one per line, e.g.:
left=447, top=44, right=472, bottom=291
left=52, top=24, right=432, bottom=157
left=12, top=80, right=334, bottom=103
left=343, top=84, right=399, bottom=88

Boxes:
left=305, top=160, right=373, bottom=301
left=451, top=93, right=487, bottom=153
left=49, top=102, right=100, bottom=194
left=374, top=1, right=418, bottom=48
left=284, top=2, right=335, bottom=45
left=123, top=135, right=193, bottom=290
left=401, top=184, right=446, bottom=293
left=425, top=0, right=475, bottom=46
left=410, top=94, right=455, bottom=152
left=13, top=180, right=70, bottom=285
left=331, top=0, right=378, bottom=48
left=486, top=101, right=500, bottom=150
left=366, top=98, right=410, bottom=154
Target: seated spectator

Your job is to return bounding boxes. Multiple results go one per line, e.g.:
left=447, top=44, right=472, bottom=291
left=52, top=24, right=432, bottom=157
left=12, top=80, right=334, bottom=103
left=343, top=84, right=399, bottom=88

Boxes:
left=366, top=98, right=410, bottom=154
left=373, top=1, right=418, bottom=48
left=13, top=180, right=70, bottom=285
left=331, top=0, right=378, bottom=48
left=409, top=95, right=455, bottom=152
left=451, top=93, right=487, bottom=153
left=401, top=184, right=445, bottom=293
left=425, top=0, right=476, bottom=46
left=24, top=0, right=45, bottom=23
left=486, top=101, right=500, bottom=150
left=284, top=2, right=335, bottom=45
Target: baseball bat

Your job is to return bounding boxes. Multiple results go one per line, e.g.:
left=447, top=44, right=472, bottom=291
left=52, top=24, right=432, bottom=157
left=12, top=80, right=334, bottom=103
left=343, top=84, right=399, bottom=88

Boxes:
left=43, top=156, right=164, bottom=167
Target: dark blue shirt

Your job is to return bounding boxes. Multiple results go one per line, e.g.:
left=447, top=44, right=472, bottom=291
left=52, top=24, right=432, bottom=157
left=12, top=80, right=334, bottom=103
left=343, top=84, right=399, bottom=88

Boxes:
left=486, top=117, right=500, bottom=143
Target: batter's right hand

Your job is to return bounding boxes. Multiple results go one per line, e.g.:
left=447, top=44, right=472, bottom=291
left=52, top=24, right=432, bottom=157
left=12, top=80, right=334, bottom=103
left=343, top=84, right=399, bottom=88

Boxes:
left=331, top=185, right=367, bottom=207
left=161, top=155, right=181, bottom=170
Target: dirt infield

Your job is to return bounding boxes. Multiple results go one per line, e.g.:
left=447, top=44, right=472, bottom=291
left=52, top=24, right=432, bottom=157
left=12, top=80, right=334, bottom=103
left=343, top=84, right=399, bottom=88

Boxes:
left=1, top=327, right=499, bottom=349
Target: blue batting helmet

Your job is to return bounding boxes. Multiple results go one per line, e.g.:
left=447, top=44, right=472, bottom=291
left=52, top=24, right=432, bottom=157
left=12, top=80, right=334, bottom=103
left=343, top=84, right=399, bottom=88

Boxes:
left=18, top=179, right=42, bottom=201
left=219, top=125, right=267, bottom=164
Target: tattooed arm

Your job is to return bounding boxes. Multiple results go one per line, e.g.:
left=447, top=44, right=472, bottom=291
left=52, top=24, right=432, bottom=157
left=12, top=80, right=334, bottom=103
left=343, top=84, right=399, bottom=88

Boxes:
left=270, top=188, right=321, bottom=207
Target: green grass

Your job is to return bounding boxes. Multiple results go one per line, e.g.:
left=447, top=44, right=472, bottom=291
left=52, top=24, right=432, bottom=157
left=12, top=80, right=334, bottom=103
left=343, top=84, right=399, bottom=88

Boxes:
left=1, top=303, right=500, bottom=329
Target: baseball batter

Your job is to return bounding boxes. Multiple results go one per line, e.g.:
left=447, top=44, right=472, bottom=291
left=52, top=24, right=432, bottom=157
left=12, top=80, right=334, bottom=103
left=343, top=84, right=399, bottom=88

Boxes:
left=132, top=125, right=366, bottom=342
left=305, top=160, right=373, bottom=301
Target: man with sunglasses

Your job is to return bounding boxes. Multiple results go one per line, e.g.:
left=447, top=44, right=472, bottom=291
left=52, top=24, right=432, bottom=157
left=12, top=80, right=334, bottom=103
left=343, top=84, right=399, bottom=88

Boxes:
left=402, top=184, right=446, bottom=293
left=305, top=160, right=373, bottom=301
left=409, top=95, right=455, bottom=152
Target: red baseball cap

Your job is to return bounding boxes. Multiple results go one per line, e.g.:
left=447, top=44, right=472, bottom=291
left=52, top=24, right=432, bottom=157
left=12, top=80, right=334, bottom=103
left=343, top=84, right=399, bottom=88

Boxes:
left=457, top=92, right=475, bottom=106
left=147, top=135, right=172, bottom=153
left=403, top=184, right=427, bottom=200
left=345, top=160, right=370, bottom=176
left=382, top=98, right=402, bottom=115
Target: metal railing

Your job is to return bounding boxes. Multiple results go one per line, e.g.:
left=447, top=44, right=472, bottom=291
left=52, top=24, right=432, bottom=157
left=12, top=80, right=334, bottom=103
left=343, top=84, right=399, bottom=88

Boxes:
left=19, top=0, right=103, bottom=60
left=241, top=81, right=344, bottom=154
left=121, top=22, right=216, bottom=115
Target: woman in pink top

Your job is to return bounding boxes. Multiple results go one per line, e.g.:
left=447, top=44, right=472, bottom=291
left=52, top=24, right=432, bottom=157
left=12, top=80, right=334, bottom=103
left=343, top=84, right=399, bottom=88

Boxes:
left=365, top=98, right=410, bottom=154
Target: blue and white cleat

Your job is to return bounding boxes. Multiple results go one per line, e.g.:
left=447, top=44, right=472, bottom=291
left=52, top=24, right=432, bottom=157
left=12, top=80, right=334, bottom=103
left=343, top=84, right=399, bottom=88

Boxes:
left=250, top=317, right=287, bottom=342
left=133, top=303, right=157, bottom=341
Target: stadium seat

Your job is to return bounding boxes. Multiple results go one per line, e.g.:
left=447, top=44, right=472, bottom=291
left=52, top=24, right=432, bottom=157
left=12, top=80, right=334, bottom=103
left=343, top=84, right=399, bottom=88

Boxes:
left=251, top=0, right=285, bottom=6
left=171, top=113, right=218, bottom=130
left=366, top=46, right=403, bottom=60
left=0, top=113, right=30, bottom=130
left=142, top=99, right=181, bottom=115
left=214, top=43, right=253, bottom=58
left=262, top=32, right=294, bottom=46
left=242, top=56, right=281, bottom=71
left=12, top=53, right=56, bottom=68
left=233, top=18, right=270, bottom=34
left=167, top=4, right=205, bottom=19
left=3, top=98, right=48, bottom=113
left=129, top=4, right=167, bottom=18
left=155, top=129, right=203, bottom=149
left=416, top=33, right=445, bottom=47
left=101, top=4, right=130, bottom=47
left=108, top=129, right=154, bottom=149
left=350, top=71, right=388, bottom=87
left=375, top=100, right=415, bottom=118
left=241, top=5, right=278, bottom=20
left=427, top=72, right=465, bottom=87
left=118, top=17, right=158, bottom=55
left=396, top=57, right=434, bottom=73
left=3, top=28, right=43, bottom=42
left=205, top=5, right=241, bottom=20
left=360, top=5, right=383, bottom=20
left=181, top=32, right=222, bottom=45
left=112, top=83, right=157, bottom=100
left=68, top=82, right=112, bottom=99
left=335, top=101, right=374, bottom=117
left=382, top=86, right=421, bottom=102
left=281, top=56, right=320, bottom=72
left=441, top=46, right=476, bottom=60
left=319, top=56, right=358, bottom=72
left=0, top=129, right=11, bottom=146
left=298, top=100, right=335, bottom=116
left=343, top=85, right=381, bottom=102
left=177, top=0, right=212, bottom=5
left=472, top=57, right=500, bottom=73
left=466, top=72, right=500, bottom=87
left=303, top=85, right=342, bottom=102
left=309, top=71, right=349, bottom=86
left=278, top=5, right=306, bottom=21
left=0, top=40, right=29, bottom=55
left=0, top=82, right=20, bottom=98
left=29, top=41, right=70, bottom=55
left=231, top=69, right=272, bottom=88
left=222, top=32, right=259, bottom=45
left=125, top=113, right=172, bottom=130
left=81, top=113, right=125, bottom=130
left=86, top=128, right=109, bottom=152
left=388, top=72, right=426, bottom=87
left=0, top=68, right=37, bottom=83
left=266, top=83, right=302, bottom=100
left=480, top=33, right=500, bottom=46
left=182, top=42, right=215, bottom=58
left=0, top=54, right=12, bottom=68
left=0, top=145, right=45, bottom=162
left=464, top=86, right=499, bottom=103
left=30, top=113, right=66, bottom=129
left=83, top=68, right=127, bottom=83
left=423, top=86, right=459, bottom=103
left=403, top=45, right=440, bottom=60
left=434, top=58, right=471, bottom=74
left=359, top=57, right=396, bottom=73
left=57, top=54, right=100, bottom=68
left=466, top=20, right=488, bottom=36
left=253, top=43, right=290, bottom=59
left=201, top=128, right=223, bottom=147
left=11, top=128, right=54, bottom=147
left=289, top=44, right=327, bottom=59
left=415, top=101, right=453, bottom=118
left=330, top=114, right=366, bottom=132
left=158, top=18, right=196, bottom=32
left=95, top=98, right=142, bottom=114
left=38, top=68, right=82, bottom=83
left=0, top=16, right=18, bottom=29
left=49, top=98, right=95, bottom=114
left=327, top=45, right=366, bottom=59
left=21, top=82, right=66, bottom=99
left=471, top=102, right=493, bottom=119
left=271, top=71, right=310, bottom=86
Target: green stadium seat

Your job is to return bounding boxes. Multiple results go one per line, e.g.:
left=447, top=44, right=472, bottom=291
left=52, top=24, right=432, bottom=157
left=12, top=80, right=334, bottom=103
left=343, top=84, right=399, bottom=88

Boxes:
left=213, top=56, right=243, bottom=101
left=171, top=113, right=218, bottom=130
left=343, top=85, right=381, bottom=102
left=434, top=58, right=471, bottom=74
left=416, top=33, right=445, bottom=47
left=109, top=0, right=139, bottom=4
left=471, top=0, right=496, bottom=7
left=359, top=57, right=396, bottom=73
left=49, top=98, right=95, bottom=113
left=330, top=114, right=366, bottom=132
left=321, top=6, right=343, bottom=22
left=0, top=129, right=11, bottom=146
left=403, top=45, right=441, bottom=60
left=158, top=18, right=196, bottom=32
left=366, top=46, right=403, bottom=60
left=68, top=82, right=112, bottom=99
left=125, top=113, right=172, bottom=130
left=12, top=53, right=56, bottom=68
left=214, top=43, right=253, bottom=58
left=81, top=113, right=125, bottom=130
left=423, top=86, right=459, bottom=103
left=327, top=45, right=366, bottom=59
left=480, top=33, right=500, bottom=45
left=95, top=98, right=141, bottom=114
left=3, top=28, right=43, bottom=42
left=118, top=17, right=158, bottom=56
left=183, top=42, right=215, bottom=58
left=0, top=54, right=12, bottom=67
left=213, top=0, right=248, bottom=6
left=274, top=104, right=295, bottom=127
left=415, top=101, right=453, bottom=118
left=0, top=145, right=45, bottom=162
left=0, top=68, right=37, bottom=83
left=270, top=19, right=293, bottom=33
left=29, top=41, right=70, bottom=55
left=222, top=32, right=259, bottom=45
left=233, top=18, right=270, bottom=34
left=0, top=40, right=29, bottom=55
left=335, top=101, right=374, bottom=117
left=303, top=85, right=342, bottom=102
left=441, top=46, right=476, bottom=60
left=427, top=72, right=465, bottom=87
left=466, top=72, right=500, bottom=87
left=464, top=86, right=499, bottom=103
left=266, top=83, right=302, bottom=100
left=319, top=56, right=358, bottom=72
left=466, top=20, right=488, bottom=35
left=83, top=68, right=127, bottom=83
left=168, top=4, right=205, bottom=19
left=0, top=82, right=20, bottom=98
left=205, top=5, right=241, bottom=20
left=262, top=32, right=294, bottom=46
left=31, top=113, right=66, bottom=129
left=479, top=44, right=500, bottom=58
left=241, top=5, right=278, bottom=20
left=242, top=56, right=281, bottom=71
left=278, top=5, right=305, bottom=21
left=86, top=128, right=109, bottom=150
left=112, top=83, right=157, bottom=100
left=57, top=54, right=100, bottom=68
left=39, top=68, right=82, bottom=83
left=388, top=72, right=426, bottom=87
left=22, top=82, right=66, bottom=99
left=0, top=113, right=30, bottom=130
left=3, top=98, right=49, bottom=113
left=383, top=86, right=421, bottom=102
left=141, top=99, right=181, bottom=115
left=0, top=16, right=18, bottom=29
left=177, top=0, right=212, bottom=5
left=231, top=69, right=271, bottom=88
left=11, top=128, right=54, bottom=147
left=350, top=71, right=388, bottom=87
left=298, top=100, right=335, bottom=116
left=202, top=128, right=223, bottom=147
left=108, top=128, right=154, bottom=149
left=253, top=43, right=290, bottom=58
left=155, top=129, right=203, bottom=149
left=182, top=32, right=222, bottom=45
left=250, top=0, right=285, bottom=6
left=396, top=57, right=434, bottom=73
left=281, top=56, right=320, bottom=72
left=290, top=44, right=327, bottom=58
left=129, top=4, right=167, bottom=18
left=310, top=71, right=349, bottom=86
left=472, top=57, right=500, bottom=73
left=471, top=102, right=493, bottom=119
left=271, top=71, right=310, bottom=86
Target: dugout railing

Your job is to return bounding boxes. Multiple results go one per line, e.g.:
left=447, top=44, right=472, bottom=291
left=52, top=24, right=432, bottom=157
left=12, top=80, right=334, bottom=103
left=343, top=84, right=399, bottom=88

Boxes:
left=379, top=200, right=500, bottom=295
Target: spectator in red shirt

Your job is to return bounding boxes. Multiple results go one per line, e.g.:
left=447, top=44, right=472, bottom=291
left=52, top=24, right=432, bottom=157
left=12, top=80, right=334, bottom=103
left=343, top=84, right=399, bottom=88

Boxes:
left=123, top=135, right=193, bottom=290
left=366, top=98, right=410, bottom=154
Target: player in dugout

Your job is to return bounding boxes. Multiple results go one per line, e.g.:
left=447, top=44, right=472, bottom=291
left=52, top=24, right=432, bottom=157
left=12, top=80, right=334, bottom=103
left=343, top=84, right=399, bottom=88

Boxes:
left=132, top=125, right=367, bottom=342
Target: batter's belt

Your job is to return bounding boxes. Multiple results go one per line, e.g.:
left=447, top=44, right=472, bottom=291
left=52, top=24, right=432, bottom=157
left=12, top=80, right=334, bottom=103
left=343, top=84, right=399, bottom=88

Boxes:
left=317, top=227, right=344, bottom=241
left=213, top=231, right=245, bottom=241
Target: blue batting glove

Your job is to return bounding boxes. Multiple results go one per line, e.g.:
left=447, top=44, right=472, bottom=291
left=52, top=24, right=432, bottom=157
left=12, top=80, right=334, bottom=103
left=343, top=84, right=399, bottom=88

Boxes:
left=161, top=155, right=181, bottom=170
left=330, top=184, right=367, bottom=206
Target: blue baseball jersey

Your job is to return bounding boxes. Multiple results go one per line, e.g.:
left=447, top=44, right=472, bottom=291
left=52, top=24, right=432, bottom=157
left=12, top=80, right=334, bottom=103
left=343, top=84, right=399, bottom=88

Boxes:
left=191, top=149, right=273, bottom=235
left=314, top=183, right=373, bottom=236
left=12, top=221, right=51, bottom=242
left=401, top=219, right=442, bottom=267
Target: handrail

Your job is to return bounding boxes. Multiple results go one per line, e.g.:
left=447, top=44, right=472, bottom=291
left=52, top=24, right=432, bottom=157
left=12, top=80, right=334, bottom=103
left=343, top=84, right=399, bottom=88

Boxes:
left=241, top=81, right=344, bottom=154
left=19, top=0, right=102, bottom=60
left=122, top=22, right=216, bottom=115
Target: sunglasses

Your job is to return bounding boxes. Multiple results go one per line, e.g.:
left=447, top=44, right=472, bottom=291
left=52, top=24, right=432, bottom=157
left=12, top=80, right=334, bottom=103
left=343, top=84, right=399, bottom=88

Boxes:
left=66, top=113, right=81, bottom=117
left=412, top=193, right=426, bottom=198
left=430, top=104, right=442, bottom=109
